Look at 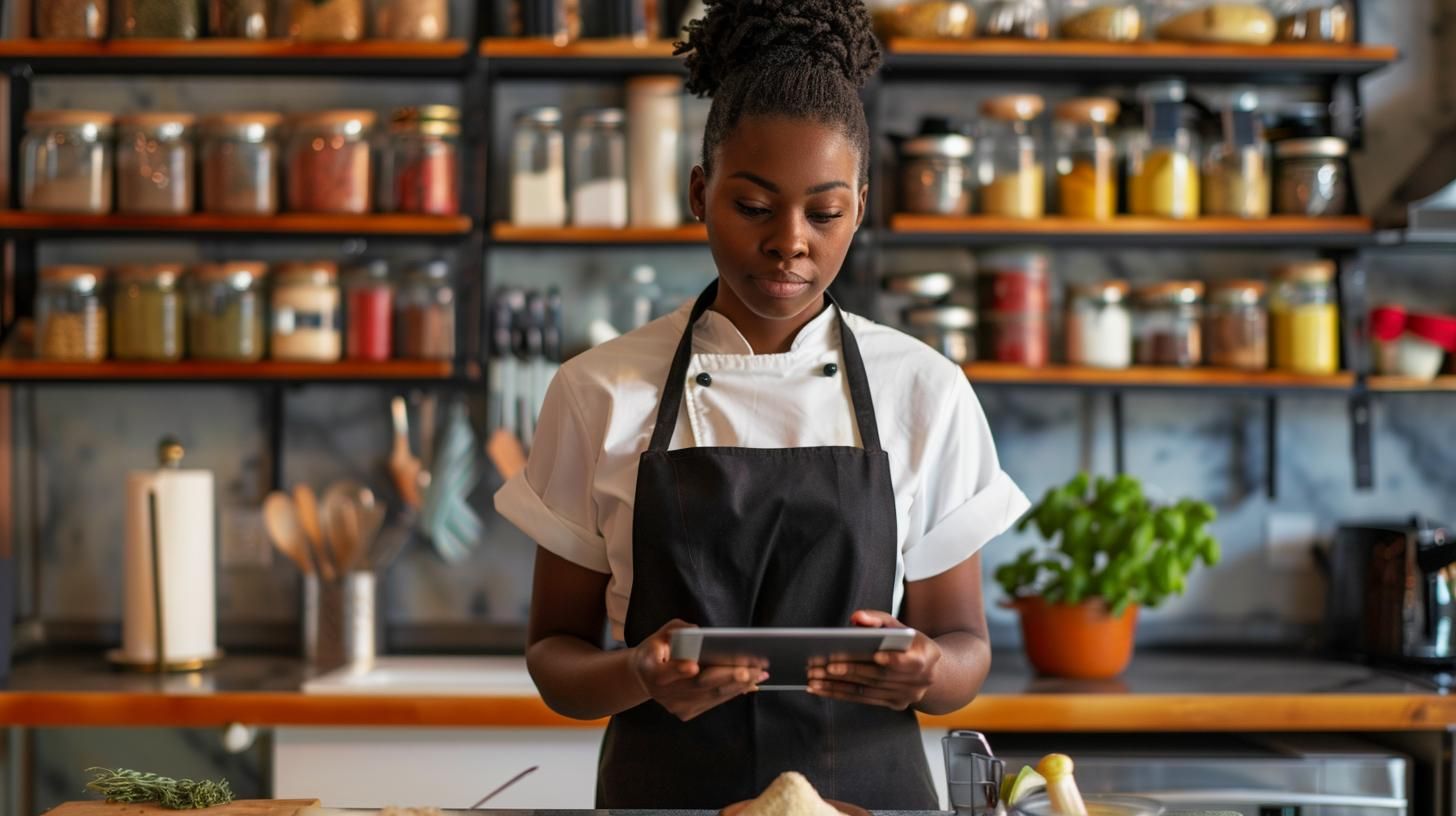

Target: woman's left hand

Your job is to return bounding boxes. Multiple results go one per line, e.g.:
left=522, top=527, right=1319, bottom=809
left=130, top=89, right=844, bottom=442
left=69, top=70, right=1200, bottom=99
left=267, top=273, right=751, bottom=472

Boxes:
left=806, top=610, right=941, bottom=710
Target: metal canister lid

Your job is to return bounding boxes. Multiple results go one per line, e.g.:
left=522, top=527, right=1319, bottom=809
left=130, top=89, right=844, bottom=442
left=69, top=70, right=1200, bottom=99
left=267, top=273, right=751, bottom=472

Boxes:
left=981, top=94, right=1045, bottom=122
left=1135, top=280, right=1205, bottom=305
left=1209, top=279, right=1267, bottom=306
left=518, top=106, right=562, bottom=126
left=115, top=263, right=185, bottom=289
left=882, top=271, right=957, bottom=299
left=577, top=107, right=626, bottom=128
left=902, top=303, right=976, bottom=330
left=391, top=105, right=461, bottom=137
left=345, top=259, right=393, bottom=287
left=291, top=110, right=377, bottom=136
left=1274, top=259, right=1336, bottom=283
left=41, top=265, right=107, bottom=292
left=900, top=132, right=974, bottom=159
left=193, top=261, right=267, bottom=289
left=1274, top=137, right=1348, bottom=159
left=1055, top=98, right=1121, bottom=125
left=275, top=260, right=339, bottom=286
left=1138, top=79, right=1188, bottom=104
left=1068, top=280, right=1130, bottom=304
left=405, top=260, right=452, bottom=283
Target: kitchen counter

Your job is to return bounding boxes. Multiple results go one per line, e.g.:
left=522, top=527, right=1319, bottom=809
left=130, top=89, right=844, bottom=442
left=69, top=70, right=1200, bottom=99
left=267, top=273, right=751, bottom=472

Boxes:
left=5, top=650, right=1456, bottom=731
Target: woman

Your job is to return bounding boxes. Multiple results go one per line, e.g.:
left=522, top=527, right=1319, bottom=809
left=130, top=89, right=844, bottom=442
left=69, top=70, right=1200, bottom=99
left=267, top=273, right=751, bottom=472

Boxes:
left=494, top=0, right=1028, bottom=808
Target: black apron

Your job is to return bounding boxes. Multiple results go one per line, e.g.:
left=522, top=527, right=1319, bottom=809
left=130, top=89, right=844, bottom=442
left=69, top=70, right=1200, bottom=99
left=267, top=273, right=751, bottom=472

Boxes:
left=596, top=281, right=939, bottom=810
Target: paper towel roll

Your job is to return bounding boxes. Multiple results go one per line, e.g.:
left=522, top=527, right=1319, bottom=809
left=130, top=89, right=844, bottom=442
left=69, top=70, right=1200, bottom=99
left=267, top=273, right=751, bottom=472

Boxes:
left=121, top=468, right=217, bottom=664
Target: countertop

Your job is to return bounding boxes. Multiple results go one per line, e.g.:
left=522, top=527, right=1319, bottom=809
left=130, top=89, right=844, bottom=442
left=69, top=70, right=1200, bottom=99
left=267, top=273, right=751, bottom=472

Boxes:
left=5, top=650, right=1456, bottom=731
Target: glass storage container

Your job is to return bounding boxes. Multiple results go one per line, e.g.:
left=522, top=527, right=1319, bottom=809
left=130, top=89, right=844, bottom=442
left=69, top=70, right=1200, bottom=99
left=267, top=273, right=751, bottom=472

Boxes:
left=1134, top=281, right=1204, bottom=367
left=1270, top=260, right=1339, bottom=374
left=570, top=108, right=629, bottom=228
left=200, top=112, right=282, bottom=216
left=511, top=107, right=567, bottom=227
left=1206, top=280, right=1268, bottom=370
left=382, top=105, right=460, bottom=216
left=287, top=110, right=375, bottom=214
left=22, top=110, right=114, bottom=214
left=396, top=260, right=456, bottom=360
left=874, top=0, right=977, bottom=39
left=1057, top=0, right=1143, bottom=41
left=35, top=0, right=109, bottom=39
left=112, top=263, right=185, bottom=362
left=1273, top=0, right=1352, bottom=42
left=1203, top=89, right=1271, bottom=219
left=977, top=94, right=1045, bottom=220
left=980, top=0, right=1050, bottom=38
left=345, top=260, right=394, bottom=362
left=1055, top=98, right=1120, bottom=220
left=507, top=0, right=580, bottom=43
left=977, top=248, right=1050, bottom=367
left=1129, top=80, right=1200, bottom=219
left=285, top=0, right=364, bottom=40
left=209, top=0, right=270, bottom=37
left=374, top=0, right=448, bottom=39
left=896, top=118, right=975, bottom=216
left=188, top=262, right=267, bottom=362
left=902, top=304, right=976, bottom=364
left=115, top=0, right=201, bottom=37
left=627, top=75, right=684, bottom=228
left=37, top=266, right=109, bottom=362
left=1066, top=281, right=1132, bottom=369
left=1273, top=136, right=1350, bottom=217
left=271, top=261, right=341, bottom=362
left=1151, top=0, right=1276, bottom=44
left=116, top=112, right=195, bottom=216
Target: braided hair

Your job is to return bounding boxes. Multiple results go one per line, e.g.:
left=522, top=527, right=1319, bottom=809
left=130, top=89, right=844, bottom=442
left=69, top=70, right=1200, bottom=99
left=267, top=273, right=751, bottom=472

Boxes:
left=675, top=0, right=882, bottom=183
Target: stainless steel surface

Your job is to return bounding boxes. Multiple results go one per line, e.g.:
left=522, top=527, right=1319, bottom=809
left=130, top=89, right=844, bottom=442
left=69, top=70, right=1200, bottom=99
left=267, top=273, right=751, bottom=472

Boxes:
left=303, top=571, right=378, bottom=669
left=900, top=156, right=975, bottom=216
left=1327, top=518, right=1456, bottom=664
left=943, top=730, right=1002, bottom=816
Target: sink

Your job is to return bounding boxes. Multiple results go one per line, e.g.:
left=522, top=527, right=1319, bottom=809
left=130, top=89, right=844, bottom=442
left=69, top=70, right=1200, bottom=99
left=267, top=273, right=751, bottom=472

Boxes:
left=301, top=656, right=538, bottom=696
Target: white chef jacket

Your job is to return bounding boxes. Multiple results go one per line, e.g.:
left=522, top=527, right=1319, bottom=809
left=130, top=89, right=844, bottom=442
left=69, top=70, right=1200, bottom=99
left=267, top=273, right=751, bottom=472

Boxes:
left=494, top=297, right=1030, bottom=641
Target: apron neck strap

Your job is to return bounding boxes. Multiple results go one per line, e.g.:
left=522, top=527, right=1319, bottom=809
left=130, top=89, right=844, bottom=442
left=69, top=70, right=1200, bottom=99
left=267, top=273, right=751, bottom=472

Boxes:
left=647, top=280, right=884, bottom=454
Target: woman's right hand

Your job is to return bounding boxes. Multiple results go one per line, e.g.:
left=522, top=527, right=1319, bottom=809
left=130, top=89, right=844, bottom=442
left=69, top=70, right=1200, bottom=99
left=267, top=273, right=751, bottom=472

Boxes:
left=630, top=619, right=768, bottom=722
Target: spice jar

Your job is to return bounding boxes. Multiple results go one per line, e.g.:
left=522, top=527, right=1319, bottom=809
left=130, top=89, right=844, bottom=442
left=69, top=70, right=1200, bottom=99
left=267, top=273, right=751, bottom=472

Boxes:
left=271, top=261, right=341, bottom=362
left=508, top=0, right=580, bottom=43
left=21, top=111, right=114, bottom=214
left=877, top=0, right=977, bottom=38
left=287, top=110, right=375, bottom=214
left=980, top=0, right=1050, bottom=38
left=374, top=0, right=448, bottom=39
left=285, top=0, right=364, bottom=39
left=1058, top=0, right=1142, bottom=40
left=1273, top=137, right=1350, bottom=217
left=571, top=108, right=630, bottom=228
left=977, top=95, right=1046, bottom=220
left=344, top=260, right=394, bottom=362
left=1054, top=98, right=1120, bottom=221
left=188, top=262, right=267, bottom=362
left=896, top=117, right=975, bottom=216
left=209, top=0, right=270, bottom=37
left=396, top=260, right=456, bottom=360
left=35, top=0, right=109, bottom=39
left=37, top=266, right=109, bottom=362
left=1066, top=281, right=1132, bottom=369
left=1203, top=89, right=1271, bottom=220
left=116, top=0, right=201, bottom=37
left=627, top=76, right=684, bottom=228
left=1133, top=281, right=1204, bottom=368
left=1274, top=0, right=1352, bottom=42
left=116, top=113, right=196, bottom=216
left=511, top=107, right=567, bottom=228
left=200, top=112, right=282, bottom=216
left=1152, top=0, right=1276, bottom=44
left=382, top=105, right=460, bottom=216
left=1270, top=260, right=1339, bottom=375
left=1206, top=280, right=1269, bottom=370
left=1129, top=80, right=1200, bottom=220
left=112, top=264, right=185, bottom=362
left=977, top=249, right=1050, bottom=367
left=902, top=304, right=976, bottom=364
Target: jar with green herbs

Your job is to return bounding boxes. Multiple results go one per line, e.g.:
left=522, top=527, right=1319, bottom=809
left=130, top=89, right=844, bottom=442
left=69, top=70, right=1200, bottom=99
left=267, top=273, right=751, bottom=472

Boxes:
left=37, top=266, right=109, bottom=362
left=285, top=0, right=365, bottom=40
left=188, top=262, right=267, bottom=362
left=115, top=0, right=201, bottom=38
left=35, top=0, right=109, bottom=39
left=116, top=113, right=196, bottom=216
left=208, top=0, right=271, bottom=37
left=113, top=264, right=185, bottom=362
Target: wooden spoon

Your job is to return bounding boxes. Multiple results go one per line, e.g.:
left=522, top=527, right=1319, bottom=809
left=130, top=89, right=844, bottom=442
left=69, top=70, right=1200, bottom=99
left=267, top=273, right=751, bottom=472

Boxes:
left=263, top=491, right=313, bottom=575
left=293, top=484, right=334, bottom=580
left=390, top=396, right=424, bottom=510
left=322, top=483, right=363, bottom=573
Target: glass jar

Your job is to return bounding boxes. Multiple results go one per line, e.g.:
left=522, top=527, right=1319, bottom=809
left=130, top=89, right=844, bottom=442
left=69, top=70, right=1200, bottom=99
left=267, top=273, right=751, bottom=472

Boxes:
left=977, top=95, right=1045, bottom=220
left=1066, top=281, right=1132, bottom=369
left=209, top=0, right=271, bottom=37
left=1270, top=260, right=1339, bottom=374
left=112, top=263, right=185, bottom=362
left=271, top=261, right=341, bottom=362
left=382, top=105, right=460, bottom=216
left=977, top=248, right=1050, bottom=367
left=875, top=0, right=978, bottom=39
left=1206, top=280, right=1269, bottom=370
left=902, top=304, right=977, bottom=364
left=1273, top=0, right=1352, bottom=42
left=396, top=260, right=456, bottom=360
left=115, top=0, right=201, bottom=37
left=286, top=110, right=375, bottom=214
left=897, top=117, right=975, bottom=216
left=512, top=107, right=567, bottom=228
left=571, top=108, right=629, bottom=228
left=200, top=112, right=282, bottom=216
left=37, top=266, right=109, bottom=362
left=116, top=112, right=196, bottom=216
left=286, top=0, right=364, bottom=40
left=980, top=0, right=1050, bottom=38
left=1058, top=0, right=1143, bottom=41
left=507, top=0, right=580, bottom=43
left=1203, top=89, right=1271, bottom=219
left=188, top=262, right=267, bottom=362
left=35, top=0, right=109, bottom=39
left=1054, top=98, right=1120, bottom=221
left=21, top=110, right=114, bottom=214
left=1133, top=281, right=1205, bottom=368
left=345, top=260, right=394, bottom=362
left=1151, top=0, right=1276, bottom=44
left=374, top=0, right=448, bottom=39
left=1274, top=137, right=1350, bottom=217
left=1129, top=80, right=1200, bottom=220
left=627, top=76, right=684, bottom=228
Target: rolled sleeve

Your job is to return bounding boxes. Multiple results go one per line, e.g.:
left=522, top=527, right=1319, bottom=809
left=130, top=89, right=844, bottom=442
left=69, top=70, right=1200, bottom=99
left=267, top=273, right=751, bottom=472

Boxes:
left=495, top=472, right=611, bottom=573
left=903, top=469, right=1029, bottom=581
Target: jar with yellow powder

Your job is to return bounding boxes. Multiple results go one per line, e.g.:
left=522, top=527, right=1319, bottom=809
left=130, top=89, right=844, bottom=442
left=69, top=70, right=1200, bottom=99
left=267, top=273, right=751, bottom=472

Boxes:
left=1128, top=79, right=1200, bottom=220
left=1270, top=260, right=1340, bottom=375
left=1054, top=97, right=1120, bottom=220
left=112, top=263, right=185, bottom=361
left=1202, top=89, right=1271, bottom=219
left=977, top=94, right=1045, bottom=219
left=36, top=266, right=108, bottom=362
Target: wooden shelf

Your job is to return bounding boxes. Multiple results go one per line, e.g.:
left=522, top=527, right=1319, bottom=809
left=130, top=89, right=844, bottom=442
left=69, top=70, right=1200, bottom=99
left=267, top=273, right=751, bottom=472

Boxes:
left=0, top=359, right=457, bottom=383
left=0, top=39, right=472, bottom=75
left=1368, top=375, right=1456, bottom=393
left=480, top=38, right=678, bottom=59
left=0, top=211, right=472, bottom=238
left=964, top=363, right=1356, bottom=391
left=492, top=223, right=708, bottom=245
left=887, top=215, right=1375, bottom=247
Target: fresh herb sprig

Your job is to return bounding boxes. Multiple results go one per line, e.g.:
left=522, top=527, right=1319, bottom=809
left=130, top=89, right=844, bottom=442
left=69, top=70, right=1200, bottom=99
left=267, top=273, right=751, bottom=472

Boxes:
left=85, top=768, right=235, bottom=810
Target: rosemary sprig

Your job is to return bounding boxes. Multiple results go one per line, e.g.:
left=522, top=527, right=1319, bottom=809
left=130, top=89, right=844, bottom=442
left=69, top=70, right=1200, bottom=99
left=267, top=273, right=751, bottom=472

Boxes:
left=85, top=767, right=235, bottom=810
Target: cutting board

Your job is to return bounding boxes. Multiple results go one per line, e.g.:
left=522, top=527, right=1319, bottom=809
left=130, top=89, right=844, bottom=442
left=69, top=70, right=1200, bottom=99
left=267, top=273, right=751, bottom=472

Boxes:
left=46, top=800, right=320, bottom=816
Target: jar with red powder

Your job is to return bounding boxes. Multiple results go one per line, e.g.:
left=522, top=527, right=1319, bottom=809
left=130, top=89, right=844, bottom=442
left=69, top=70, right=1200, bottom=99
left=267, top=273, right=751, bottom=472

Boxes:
left=382, top=105, right=460, bottom=216
left=286, top=110, right=375, bottom=214
left=976, top=248, right=1051, bottom=367
left=344, top=260, right=394, bottom=362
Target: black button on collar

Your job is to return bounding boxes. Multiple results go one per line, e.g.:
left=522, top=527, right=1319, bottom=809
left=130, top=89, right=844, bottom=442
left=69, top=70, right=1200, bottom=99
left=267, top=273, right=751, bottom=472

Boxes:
left=823, top=363, right=839, bottom=377
left=696, top=372, right=713, bottom=387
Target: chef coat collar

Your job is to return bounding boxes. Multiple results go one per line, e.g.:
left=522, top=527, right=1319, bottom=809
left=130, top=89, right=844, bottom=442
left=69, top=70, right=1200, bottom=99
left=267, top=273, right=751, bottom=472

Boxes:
left=670, top=288, right=840, bottom=357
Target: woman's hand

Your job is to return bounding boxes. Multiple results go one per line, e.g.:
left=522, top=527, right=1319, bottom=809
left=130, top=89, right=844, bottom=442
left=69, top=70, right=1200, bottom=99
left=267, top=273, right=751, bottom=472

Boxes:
left=806, top=610, right=942, bottom=711
left=630, top=619, right=769, bottom=722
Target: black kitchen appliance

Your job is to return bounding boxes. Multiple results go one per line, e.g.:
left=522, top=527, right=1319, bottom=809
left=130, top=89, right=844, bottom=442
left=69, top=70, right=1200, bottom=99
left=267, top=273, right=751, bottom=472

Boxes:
left=1326, top=517, right=1456, bottom=665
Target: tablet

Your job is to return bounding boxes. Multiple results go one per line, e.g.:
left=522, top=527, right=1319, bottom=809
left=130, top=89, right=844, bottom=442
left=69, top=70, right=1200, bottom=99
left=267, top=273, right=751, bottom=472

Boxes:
left=668, top=627, right=916, bottom=691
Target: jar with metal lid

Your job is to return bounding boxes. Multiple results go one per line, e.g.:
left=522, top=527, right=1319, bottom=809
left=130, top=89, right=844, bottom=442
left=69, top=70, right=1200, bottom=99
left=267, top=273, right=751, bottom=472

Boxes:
left=1151, top=0, right=1276, bottom=45
left=374, top=0, right=448, bottom=39
left=896, top=118, right=974, bottom=217
left=287, top=110, right=375, bottom=214
left=116, top=113, right=196, bottom=215
left=116, top=0, right=201, bottom=37
left=977, top=248, right=1050, bottom=366
left=21, top=110, right=114, bottom=214
left=112, top=264, right=185, bottom=361
left=1133, top=281, right=1204, bottom=367
left=382, top=105, right=460, bottom=216
left=1058, top=0, right=1143, bottom=41
left=902, top=303, right=976, bottom=364
left=512, top=107, right=567, bottom=228
left=1066, top=281, right=1132, bottom=369
left=200, top=112, right=282, bottom=216
left=571, top=108, right=629, bottom=228
left=37, top=266, right=109, bottom=362
left=1270, top=260, right=1339, bottom=374
left=272, top=262, right=341, bottom=362
left=977, top=95, right=1045, bottom=220
left=345, top=260, right=394, bottom=362
left=188, top=262, right=267, bottom=362
left=1054, top=98, right=1120, bottom=221
left=1274, top=137, right=1350, bottom=217
left=980, top=0, right=1050, bottom=39
left=396, top=260, right=456, bottom=360
left=35, top=0, right=109, bottom=39
left=285, top=0, right=364, bottom=40
left=209, top=0, right=271, bottom=38
left=1203, top=89, right=1271, bottom=219
left=875, top=1, right=977, bottom=39
left=507, top=0, right=580, bottom=43
left=1206, top=280, right=1269, bottom=370
left=1273, top=0, right=1352, bottom=42
left=1129, top=80, right=1200, bottom=220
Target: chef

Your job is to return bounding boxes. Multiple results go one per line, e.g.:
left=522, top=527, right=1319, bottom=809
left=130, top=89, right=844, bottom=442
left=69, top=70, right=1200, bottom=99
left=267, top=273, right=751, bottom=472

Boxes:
left=494, top=0, right=1029, bottom=809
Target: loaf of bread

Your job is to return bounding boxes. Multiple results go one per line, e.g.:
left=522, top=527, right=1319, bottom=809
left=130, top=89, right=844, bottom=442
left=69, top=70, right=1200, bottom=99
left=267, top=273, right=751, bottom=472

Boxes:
left=1155, top=4, right=1276, bottom=45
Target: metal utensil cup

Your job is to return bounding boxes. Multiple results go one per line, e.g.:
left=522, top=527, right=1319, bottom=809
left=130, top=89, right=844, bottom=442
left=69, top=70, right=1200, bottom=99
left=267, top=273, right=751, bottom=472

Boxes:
left=303, top=571, right=379, bottom=670
left=943, top=730, right=1004, bottom=816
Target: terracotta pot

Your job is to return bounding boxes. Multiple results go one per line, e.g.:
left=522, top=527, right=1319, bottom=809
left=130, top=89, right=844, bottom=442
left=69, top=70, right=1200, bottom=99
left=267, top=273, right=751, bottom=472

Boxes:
left=1012, top=596, right=1139, bottom=679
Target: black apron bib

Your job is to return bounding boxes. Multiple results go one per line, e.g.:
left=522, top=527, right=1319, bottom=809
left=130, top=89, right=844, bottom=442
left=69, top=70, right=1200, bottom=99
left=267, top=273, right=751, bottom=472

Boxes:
left=596, top=281, right=939, bottom=810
